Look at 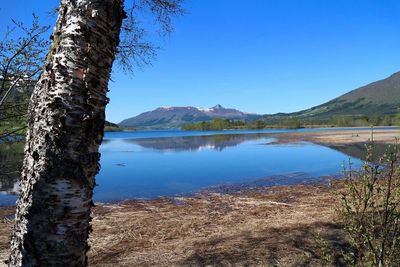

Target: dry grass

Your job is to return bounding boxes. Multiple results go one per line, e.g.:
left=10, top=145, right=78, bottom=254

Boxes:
left=0, top=208, right=13, bottom=266
left=87, top=184, right=344, bottom=266
left=0, top=184, right=347, bottom=267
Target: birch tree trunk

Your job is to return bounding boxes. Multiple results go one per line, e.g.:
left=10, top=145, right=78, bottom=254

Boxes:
left=9, top=0, right=125, bottom=266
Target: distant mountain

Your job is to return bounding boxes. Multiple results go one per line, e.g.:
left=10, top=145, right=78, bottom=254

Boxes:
left=119, top=71, right=400, bottom=129
left=105, top=121, right=119, bottom=128
left=104, top=120, right=122, bottom=132
left=266, top=71, right=400, bottom=121
left=119, top=105, right=260, bottom=129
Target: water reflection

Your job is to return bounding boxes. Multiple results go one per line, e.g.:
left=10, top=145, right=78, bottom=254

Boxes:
left=0, top=131, right=394, bottom=205
left=95, top=137, right=364, bottom=202
left=124, top=133, right=275, bottom=152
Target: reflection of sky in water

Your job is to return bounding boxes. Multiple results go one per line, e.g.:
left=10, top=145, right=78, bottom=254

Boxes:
left=0, top=130, right=372, bottom=205
left=94, top=133, right=362, bottom=202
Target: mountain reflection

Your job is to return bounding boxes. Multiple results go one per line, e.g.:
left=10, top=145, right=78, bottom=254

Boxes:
left=125, top=134, right=274, bottom=152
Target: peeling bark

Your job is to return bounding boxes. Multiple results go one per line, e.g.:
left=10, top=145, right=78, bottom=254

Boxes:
left=9, top=1, right=125, bottom=266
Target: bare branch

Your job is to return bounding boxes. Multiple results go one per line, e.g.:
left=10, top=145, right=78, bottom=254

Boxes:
left=0, top=126, right=26, bottom=139
left=115, top=0, right=184, bottom=73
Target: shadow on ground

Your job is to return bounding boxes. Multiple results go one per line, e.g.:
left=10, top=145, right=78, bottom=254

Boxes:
left=181, top=222, right=349, bottom=267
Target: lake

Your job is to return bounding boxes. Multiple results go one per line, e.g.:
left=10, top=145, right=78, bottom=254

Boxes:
left=2, top=128, right=387, bottom=206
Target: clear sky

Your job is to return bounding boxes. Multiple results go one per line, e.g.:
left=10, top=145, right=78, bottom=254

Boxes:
left=1, top=1, right=400, bottom=123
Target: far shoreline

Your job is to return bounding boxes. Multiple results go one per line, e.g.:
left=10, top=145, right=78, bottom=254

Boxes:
left=267, top=127, right=400, bottom=145
left=105, top=126, right=400, bottom=146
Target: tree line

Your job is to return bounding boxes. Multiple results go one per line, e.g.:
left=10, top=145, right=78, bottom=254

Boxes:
left=182, top=114, right=400, bottom=131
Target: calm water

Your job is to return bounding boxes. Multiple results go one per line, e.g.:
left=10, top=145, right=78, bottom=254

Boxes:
left=2, top=127, right=390, bottom=205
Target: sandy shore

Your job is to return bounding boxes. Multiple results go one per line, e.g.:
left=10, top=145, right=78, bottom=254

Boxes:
left=270, top=127, right=400, bottom=145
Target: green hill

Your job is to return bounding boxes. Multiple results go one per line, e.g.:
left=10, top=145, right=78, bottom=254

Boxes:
left=266, top=71, right=400, bottom=123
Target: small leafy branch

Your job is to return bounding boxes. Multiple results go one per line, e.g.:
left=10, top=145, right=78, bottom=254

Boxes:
left=336, top=139, right=400, bottom=266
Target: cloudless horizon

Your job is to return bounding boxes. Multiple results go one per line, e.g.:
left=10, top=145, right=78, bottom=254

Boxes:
left=1, top=0, right=400, bottom=123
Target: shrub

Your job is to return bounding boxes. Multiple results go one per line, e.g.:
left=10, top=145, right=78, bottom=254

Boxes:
left=336, top=141, right=400, bottom=266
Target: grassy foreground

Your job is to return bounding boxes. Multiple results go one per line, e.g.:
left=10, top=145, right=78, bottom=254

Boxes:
left=1, top=184, right=346, bottom=266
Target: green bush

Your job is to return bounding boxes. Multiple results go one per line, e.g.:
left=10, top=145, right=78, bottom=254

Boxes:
left=335, top=142, right=400, bottom=266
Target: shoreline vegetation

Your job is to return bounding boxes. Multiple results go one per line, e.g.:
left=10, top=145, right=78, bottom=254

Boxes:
left=181, top=116, right=400, bottom=131
left=0, top=121, right=135, bottom=139
left=103, top=121, right=136, bottom=132
left=1, top=128, right=399, bottom=265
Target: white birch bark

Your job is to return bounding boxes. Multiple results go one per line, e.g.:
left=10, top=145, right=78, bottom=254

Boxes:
left=9, top=1, right=125, bottom=266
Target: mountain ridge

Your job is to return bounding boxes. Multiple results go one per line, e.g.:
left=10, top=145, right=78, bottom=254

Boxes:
left=118, top=71, right=400, bottom=129
left=118, top=104, right=260, bottom=129
left=265, top=71, right=400, bottom=121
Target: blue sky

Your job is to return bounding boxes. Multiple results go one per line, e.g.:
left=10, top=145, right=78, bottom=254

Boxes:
left=1, top=1, right=400, bottom=123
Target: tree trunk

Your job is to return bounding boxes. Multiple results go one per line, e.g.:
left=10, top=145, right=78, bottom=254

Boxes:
left=9, top=1, right=125, bottom=266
